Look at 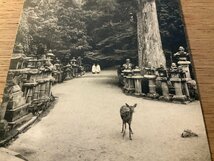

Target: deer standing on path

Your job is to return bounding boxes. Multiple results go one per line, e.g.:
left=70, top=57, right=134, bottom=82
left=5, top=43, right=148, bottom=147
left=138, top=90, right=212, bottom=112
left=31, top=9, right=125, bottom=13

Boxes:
left=120, top=103, right=137, bottom=140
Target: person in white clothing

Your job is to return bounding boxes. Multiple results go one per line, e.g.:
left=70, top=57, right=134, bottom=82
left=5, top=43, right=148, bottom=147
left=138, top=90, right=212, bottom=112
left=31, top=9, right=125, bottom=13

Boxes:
left=96, top=64, right=101, bottom=74
left=92, top=64, right=96, bottom=74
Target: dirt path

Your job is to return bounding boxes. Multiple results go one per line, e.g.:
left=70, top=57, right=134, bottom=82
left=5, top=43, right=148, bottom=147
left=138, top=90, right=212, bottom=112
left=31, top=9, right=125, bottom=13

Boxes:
left=8, top=70, right=211, bottom=161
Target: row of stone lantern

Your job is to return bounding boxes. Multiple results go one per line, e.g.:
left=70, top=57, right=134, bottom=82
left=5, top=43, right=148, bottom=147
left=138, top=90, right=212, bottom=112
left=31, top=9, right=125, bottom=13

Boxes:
left=0, top=44, right=87, bottom=139
left=119, top=47, right=195, bottom=104
left=63, top=56, right=85, bottom=80
left=120, top=65, right=191, bottom=103
left=45, top=50, right=85, bottom=82
left=0, top=44, right=56, bottom=136
left=21, top=56, right=55, bottom=113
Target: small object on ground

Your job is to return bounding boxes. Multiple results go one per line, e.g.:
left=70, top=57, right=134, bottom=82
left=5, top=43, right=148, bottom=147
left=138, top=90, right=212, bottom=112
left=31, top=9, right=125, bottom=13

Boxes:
left=181, top=129, right=198, bottom=138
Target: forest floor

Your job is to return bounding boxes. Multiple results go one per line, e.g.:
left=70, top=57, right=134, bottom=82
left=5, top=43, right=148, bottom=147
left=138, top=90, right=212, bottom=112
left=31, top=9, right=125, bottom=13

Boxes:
left=8, top=70, right=211, bottom=161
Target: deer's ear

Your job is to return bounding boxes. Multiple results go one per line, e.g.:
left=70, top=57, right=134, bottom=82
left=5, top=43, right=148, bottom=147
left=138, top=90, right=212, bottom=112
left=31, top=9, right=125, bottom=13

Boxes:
left=134, top=104, right=137, bottom=107
left=125, top=103, right=129, bottom=107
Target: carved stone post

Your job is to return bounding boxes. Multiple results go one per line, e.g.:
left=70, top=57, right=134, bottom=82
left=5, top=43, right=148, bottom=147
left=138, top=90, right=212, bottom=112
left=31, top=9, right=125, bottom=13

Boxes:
left=126, top=72, right=135, bottom=94
left=144, top=63, right=159, bottom=98
left=65, top=64, right=72, bottom=80
left=174, top=46, right=191, bottom=80
left=178, top=61, right=191, bottom=80
left=170, top=64, right=187, bottom=103
left=137, top=0, right=166, bottom=68
left=132, top=66, right=144, bottom=96
left=157, top=66, right=171, bottom=101
left=122, top=68, right=133, bottom=93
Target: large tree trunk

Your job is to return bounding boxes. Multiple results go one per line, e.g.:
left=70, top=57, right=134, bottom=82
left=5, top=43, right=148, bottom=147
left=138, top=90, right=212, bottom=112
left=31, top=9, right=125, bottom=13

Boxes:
left=137, top=0, right=166, bottom=68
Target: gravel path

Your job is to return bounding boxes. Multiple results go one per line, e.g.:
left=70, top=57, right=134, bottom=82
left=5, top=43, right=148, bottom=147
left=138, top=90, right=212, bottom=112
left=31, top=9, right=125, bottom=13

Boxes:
left=8, top=70, right=211, bottom=161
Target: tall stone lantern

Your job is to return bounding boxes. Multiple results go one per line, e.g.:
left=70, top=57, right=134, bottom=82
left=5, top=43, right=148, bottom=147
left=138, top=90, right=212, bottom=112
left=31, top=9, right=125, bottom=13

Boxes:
left=144, top=62, right=159, bottom=99
left=169, top=63, right=187, bottom=103
left=157, top=64, right=171, bottom=101
left=71, top=57, right=78, bottom=77
left=46, top=49, right=55, bottom=61
left=65, top=63, right=72, bottom=80
left=126, top=68, right=135, bottom=94
left=122, top=67, right=134, bottom=93
left=132, top=66, right=144, bottom=96
left=174, top=46, right=191, bottom=80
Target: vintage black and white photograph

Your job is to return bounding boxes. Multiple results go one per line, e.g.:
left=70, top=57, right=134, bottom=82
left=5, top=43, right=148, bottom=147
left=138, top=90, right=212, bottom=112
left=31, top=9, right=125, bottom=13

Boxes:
left=0, top=0, right=212, bottom=161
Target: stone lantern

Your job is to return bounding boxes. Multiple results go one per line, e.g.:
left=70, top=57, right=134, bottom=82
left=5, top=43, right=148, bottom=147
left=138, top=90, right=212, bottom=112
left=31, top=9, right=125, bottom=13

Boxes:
left=13, top=43, right=24, bottom=54
left=174, top=46, right=191, bottom=80
left=122, top=58, right=133, bottom=70
left=65, top=63, right=72, bottom=80
left=169, top=63, right=187, bottom=103
left=77, top=56, right=83, bottom=66
left=144, top=62, right=159, bottom=99
left=71, top=57, right=77, bottom=65
left=122, top=68, right=133, bottom=93
left=70, top=57, right=78, bottom=77
left=157, top=65, right=171, bottom=101
left=10, top=43, right=26, bottom=69
left=126, top=68, right=135, bottom=94
left=132, top=66, right=144, bottom=96
left=53, top=59, right=63, bottom=83
left=46, top=49, right=55, bottom=61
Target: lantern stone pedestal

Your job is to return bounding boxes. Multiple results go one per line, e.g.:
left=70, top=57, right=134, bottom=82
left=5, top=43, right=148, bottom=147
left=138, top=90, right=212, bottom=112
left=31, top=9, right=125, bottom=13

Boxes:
left=181, top=78, right=190, bottom=100
left=178, top=60, right=191, bottom=80
left=119, top=71, right=125, bottom=86
left=157, top=77, right=171, bottom=101
left=171, top=77, right=187, bottom=102
left=122, top=69, right=133, bottom=93
left=169, top=63, right=189, bottom=103
left=144, top=74, right=159, bottom=99
left=157, top=66, right=171, bottom=101
left=72, top=65, right=79, bottom=78
left=132, top=67, right=144, bottom=96
left=65, top=64, right=72, bottom=80
left=126, top=73, right=135, bottom=94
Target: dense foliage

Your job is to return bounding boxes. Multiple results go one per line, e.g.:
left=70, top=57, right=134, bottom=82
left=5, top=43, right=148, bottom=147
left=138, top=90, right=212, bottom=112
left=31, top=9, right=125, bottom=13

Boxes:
left=156, top=0, right=188, bottom=66
left=15, top=0, right=187, bottom=68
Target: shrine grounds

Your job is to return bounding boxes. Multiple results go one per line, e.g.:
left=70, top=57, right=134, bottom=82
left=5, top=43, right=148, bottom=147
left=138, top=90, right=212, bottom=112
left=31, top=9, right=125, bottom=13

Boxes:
left=7, top=70, right=211, bottom=161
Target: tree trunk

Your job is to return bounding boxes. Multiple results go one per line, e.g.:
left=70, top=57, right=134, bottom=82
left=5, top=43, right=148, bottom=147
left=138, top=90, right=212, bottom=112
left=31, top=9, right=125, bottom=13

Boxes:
left=137, top=0, right=166, bottom=68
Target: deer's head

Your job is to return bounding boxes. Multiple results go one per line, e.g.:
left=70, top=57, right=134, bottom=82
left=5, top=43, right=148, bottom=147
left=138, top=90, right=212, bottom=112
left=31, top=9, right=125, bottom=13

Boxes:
left=125, top=103, right=137, bottom=112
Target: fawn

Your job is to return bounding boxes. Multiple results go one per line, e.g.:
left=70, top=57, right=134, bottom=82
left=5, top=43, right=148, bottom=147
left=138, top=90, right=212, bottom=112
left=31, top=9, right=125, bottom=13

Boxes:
left=120, top=103, right=137, bottom=140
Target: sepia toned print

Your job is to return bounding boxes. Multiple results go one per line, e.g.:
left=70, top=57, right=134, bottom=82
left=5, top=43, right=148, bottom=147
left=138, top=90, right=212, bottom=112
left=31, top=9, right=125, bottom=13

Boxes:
left=0, top=0, right=212, bottom=161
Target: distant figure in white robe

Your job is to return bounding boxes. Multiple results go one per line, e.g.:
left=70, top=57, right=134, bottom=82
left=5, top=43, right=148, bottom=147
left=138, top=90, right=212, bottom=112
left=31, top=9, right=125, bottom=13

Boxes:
left=96, top=64, right=101, bottom=74
left=92, top=64, right=96, bottom=74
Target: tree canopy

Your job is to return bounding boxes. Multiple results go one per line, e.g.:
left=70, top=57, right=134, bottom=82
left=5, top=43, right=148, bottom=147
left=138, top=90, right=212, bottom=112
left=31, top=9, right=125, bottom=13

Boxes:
left=15, top=0, right=187, bottom=68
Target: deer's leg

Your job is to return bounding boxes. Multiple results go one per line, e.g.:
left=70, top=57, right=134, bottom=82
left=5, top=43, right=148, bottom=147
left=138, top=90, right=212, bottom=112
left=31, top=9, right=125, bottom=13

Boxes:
left=128, top=123, right=132, bottom=140
left=123, top=123, right=126, bottom=138
left=121, top=122, right=124, bottom=133
left=129, top=123, right=133, bottom=134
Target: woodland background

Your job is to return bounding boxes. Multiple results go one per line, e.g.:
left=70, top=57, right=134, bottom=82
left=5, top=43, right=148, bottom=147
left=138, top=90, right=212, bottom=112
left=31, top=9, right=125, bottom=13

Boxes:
left=16, top=0, right=187, bottom=68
